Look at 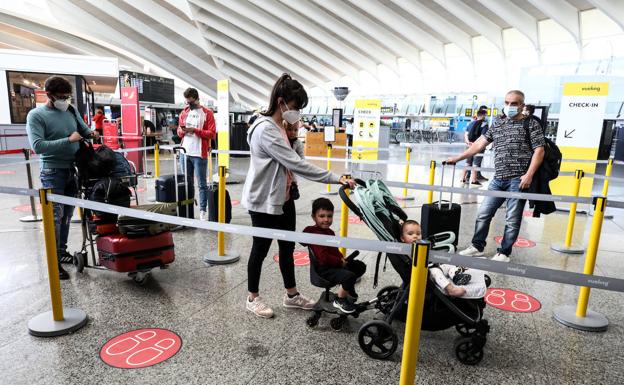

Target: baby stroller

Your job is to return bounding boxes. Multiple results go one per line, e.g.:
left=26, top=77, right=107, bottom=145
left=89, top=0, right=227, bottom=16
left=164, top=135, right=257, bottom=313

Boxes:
left=72, top=140, right=175, bottom=285
left=335, top=179, right=490, bottom=365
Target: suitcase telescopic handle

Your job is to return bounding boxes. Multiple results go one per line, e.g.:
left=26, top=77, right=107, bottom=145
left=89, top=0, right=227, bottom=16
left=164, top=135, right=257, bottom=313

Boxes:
left=440, top=161, right=456, bottom=209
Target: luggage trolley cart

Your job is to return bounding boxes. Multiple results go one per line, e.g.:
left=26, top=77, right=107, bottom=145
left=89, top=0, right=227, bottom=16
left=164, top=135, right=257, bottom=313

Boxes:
left=72, top=154, right=170, bottom=285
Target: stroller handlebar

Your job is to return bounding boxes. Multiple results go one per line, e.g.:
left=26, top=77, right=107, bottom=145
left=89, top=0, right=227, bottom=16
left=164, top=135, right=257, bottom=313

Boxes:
left=338, top=178, right=365, bottom=219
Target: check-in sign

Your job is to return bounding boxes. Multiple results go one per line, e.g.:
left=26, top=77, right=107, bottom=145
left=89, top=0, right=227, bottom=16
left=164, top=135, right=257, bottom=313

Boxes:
left=556, top=82, right=608, bottom=148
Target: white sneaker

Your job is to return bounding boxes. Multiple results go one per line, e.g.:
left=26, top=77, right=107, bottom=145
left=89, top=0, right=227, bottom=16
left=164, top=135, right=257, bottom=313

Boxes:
left=459, top=245, right=484, bottom=257
left=491, top=253, right=510, bottom=263
left=246, top=296, right=274, bottom=318
left=283, top=293, right=316, bottom=310
left=199, top=210, right=207, bottom=221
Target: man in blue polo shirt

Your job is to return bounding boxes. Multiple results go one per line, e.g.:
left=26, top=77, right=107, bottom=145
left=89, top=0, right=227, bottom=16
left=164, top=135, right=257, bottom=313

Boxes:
left=26, top=76, right=98, bottom=280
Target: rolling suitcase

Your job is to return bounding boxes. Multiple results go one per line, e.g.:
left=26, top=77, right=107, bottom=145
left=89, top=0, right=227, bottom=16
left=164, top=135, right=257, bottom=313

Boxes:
left=421, top=163, right=461, bottom=251
left=154, top=146, right=195, bottom=218
left=97, top=232, right=175, bottom=272
left=207, top=182, right=232, bottom=223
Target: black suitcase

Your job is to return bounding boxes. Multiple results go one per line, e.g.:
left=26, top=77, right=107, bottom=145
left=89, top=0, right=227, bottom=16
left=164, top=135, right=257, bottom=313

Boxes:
left=155, top=173, right=195, bottom=218
left=207, top=182, right=232, bottom=223
left=421, top=163, right=461, bottom=251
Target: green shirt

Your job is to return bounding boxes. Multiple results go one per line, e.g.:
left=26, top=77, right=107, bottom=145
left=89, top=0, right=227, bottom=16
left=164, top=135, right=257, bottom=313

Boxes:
left=26, top=105, right=92, bottom=169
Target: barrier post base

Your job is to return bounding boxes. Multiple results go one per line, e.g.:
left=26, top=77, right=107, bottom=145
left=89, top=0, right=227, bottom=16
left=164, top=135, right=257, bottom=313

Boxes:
left=140, top=173, right=153, bottom=179
left=203, top=251, right=240, bottom=265
left=553, top=305, right=608, bottom=332
left=396, top=196, right=415, bottom=201
left=550, top=243, right=585, bottom=254
left=19, top=215, right=42, bottom=223
left=28, top=308, right=88, bottom=337
left=320, top=191, right=338, bottom=196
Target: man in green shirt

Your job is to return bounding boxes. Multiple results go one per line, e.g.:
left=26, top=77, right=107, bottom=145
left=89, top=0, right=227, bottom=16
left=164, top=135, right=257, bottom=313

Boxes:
left=26, top=76, right=98, bottom=280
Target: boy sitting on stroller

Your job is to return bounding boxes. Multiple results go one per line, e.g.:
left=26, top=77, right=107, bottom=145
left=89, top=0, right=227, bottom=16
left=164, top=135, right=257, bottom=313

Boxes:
left=400, top=220, right=467, bottom=297
left=303, top=198, right=366, bottom=314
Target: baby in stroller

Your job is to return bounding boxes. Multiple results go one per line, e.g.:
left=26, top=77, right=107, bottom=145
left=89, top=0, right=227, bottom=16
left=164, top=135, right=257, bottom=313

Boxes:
left=303, top=198, right=367, bottom=314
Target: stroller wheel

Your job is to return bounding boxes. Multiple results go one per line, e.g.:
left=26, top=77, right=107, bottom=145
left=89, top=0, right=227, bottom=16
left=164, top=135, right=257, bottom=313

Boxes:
left=306, top=313, right=320, bottom=328
left=454, top=336, right=484, bottom=365
left=376, top=285, right=400, bottom=315
left=455, top=324, right=477, bottom=337
left=73, top=252, right=85, bottom=273
left=330, top=316, right=346, bottom=331
left=358, top=320, right=398, bottom=359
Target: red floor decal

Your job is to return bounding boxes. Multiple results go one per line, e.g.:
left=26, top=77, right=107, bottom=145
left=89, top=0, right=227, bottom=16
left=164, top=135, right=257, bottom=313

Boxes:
left=273, top=250, right=309, bottom=266
left=348, top=215, right=364, bottom=224
left=136, top=187, right=146, bottom=193
left=12, top=204, right=40, bottom=212
left=100, top=328, right=182, bottom=369
left=231, top=199, right=240, bottom=206
left=494, top=236, right=535, bottom=248
left=485, top=288, right=541, bottom=313
left=0, top=170, right=16, bottom=175
left=523, top=210, right=533, bottom=217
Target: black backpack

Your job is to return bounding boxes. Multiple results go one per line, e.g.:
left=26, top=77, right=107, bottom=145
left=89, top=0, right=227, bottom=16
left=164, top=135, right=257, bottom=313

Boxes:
left=524, top=118, right=562, bottom=180
left=467, top=120, right=483, bottom=142
left=89, top=177, right=131, bottom=221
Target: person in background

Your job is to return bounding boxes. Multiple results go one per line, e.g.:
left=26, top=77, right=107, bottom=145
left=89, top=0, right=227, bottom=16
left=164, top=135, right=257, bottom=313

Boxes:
left=26, top=76, right=98, bottom=280
left=177, top=87, right=216, bottom=221
left=523, top=104, right=544, bottom=131
left=92, top=108, right=105, bottom=139
left=345, top=117, right=354, bottom=150
left=242, top=73, right=355, bottom=318
left=461, top=108, right=488, bottom=186
left=447, top=90, right=545, bottom=263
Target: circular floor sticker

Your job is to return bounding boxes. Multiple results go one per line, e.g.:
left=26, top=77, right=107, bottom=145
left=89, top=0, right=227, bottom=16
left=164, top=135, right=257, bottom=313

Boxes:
left=485, top=288, right=541, bottom=313
left=273, top=250, right=309, bottom=266
left=348, top=215, right=364, bottom=225
left=100, top=328, right=182, bottom=369
left=494, top=236, right=535, bottom=248
left=0, top=170, right=16, bottom=175
left=231, top=199, right=240, bottom=206
left=523, top=210, right=533, bottom=217
left=12, top=204, right=40, bottom=212
left=136, top=187, right=146, bottom=193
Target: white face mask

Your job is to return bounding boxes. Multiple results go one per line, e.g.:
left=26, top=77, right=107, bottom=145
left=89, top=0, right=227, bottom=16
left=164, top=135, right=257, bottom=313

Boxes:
left=280, top=102, right=300, bottom=125
left=53, top=99, right=69, bottom=112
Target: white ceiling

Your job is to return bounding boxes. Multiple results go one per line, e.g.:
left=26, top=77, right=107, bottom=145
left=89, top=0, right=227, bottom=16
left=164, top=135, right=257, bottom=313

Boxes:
left=0, top=0, right=621, bottom=109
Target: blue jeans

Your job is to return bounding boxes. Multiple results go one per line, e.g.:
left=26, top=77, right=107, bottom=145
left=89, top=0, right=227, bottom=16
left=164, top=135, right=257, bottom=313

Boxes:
left=179, top=154, right=208, bottom=211
left=471, top=178, right=526, bottom=256
left=39, top=168, right=78, bottom=259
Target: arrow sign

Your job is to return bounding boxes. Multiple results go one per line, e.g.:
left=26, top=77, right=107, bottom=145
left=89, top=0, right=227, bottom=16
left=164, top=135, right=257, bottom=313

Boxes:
left=564, top=129, right=575, bottom=138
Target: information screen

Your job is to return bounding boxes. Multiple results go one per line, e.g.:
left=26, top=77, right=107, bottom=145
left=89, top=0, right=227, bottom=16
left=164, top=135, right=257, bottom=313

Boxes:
left=119, top=71, right=175, bottom=104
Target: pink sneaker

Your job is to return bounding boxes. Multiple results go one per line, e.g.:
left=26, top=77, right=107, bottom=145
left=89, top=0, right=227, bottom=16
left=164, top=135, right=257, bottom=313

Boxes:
left=283, top=293, right=315, bottom=310
left=246, top=296, right=274, bottom=318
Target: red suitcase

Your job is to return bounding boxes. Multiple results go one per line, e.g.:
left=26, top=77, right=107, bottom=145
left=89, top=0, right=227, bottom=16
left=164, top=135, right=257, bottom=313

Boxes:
left=97, top=232, right=175, bottom=272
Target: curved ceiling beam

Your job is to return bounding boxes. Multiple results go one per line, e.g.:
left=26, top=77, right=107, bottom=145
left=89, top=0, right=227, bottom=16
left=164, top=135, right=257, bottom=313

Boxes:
left=0, top=30, right=62, bottom=53
left=432, top=0, right=504, bottom=54
left=477, top=0, right=539, bottom=49
left=309, top=0, right=421, bottom=69
left=248, top=0, right=378, bottom=74
left=190, top=0, right=333, bottom=85
left=276, top=0, right=400, bottom=74
left=193, top=12, right=329, bottom=89
left=586, top=0, right=624, bottom=32
left=346, top=0, right=446, bottom=64
left=390, top=0, right=473, bottom=58
left=82, top=0, right=270, bottom=103
left=527, top=0, right=580, bottom=45
left=210, top=0, right=359, bottom=77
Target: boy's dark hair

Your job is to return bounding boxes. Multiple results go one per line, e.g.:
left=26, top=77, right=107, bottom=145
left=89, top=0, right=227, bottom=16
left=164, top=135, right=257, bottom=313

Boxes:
left=312, top=197, right=334, bottom=215
left=44, top=76, right=72, bottom=94
left=476, top=108, right=487, bottom=117
left=262, top=73, right=308, bottom=116
left=401, top=220, right=420, bottom=232
left=524, top=104, right=536, bottom=115
left=183, top=87, right=199, bottom=100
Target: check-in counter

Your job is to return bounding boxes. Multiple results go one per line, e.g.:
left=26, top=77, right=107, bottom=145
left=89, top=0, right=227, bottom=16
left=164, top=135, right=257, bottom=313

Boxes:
left=304, top=132, right=347, bottom=157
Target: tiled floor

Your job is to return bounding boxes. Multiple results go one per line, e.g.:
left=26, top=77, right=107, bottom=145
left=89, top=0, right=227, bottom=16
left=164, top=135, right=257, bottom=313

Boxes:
left=1, top=146, right=623, bottom=384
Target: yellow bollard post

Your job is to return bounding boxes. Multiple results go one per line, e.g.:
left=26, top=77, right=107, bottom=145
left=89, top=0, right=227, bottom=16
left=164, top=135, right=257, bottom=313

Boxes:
left=399, top=241, right=430, bottom=385
left=427, top=160, right=436, bottom=204
left=398, top=147, right=414, bottom=201
left=203, top=166, right=240, bottom=265
left=28, top=189, right=88, bottom=336
left=217, top=165, right=226, bottom=256
left=40, top=189, right=64, bottom=321
left=551, top=170, right=585, bottom=254
left=327, top=144, right=332, bottom=193
left=154, top=142, right=160, bottom=178
left=602, top=158, right=613, bottom=196
left=339, top=175, right=350, bottom=256
left=553, top=196, right=608, bottom=332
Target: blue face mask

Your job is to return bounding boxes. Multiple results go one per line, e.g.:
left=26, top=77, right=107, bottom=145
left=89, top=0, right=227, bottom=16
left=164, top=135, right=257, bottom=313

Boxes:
left=505, top=106, right=518, bottom=118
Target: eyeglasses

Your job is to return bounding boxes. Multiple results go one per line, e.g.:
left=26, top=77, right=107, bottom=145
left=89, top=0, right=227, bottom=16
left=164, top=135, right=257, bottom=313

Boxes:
left=52, top=94, right=72, bottom=101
